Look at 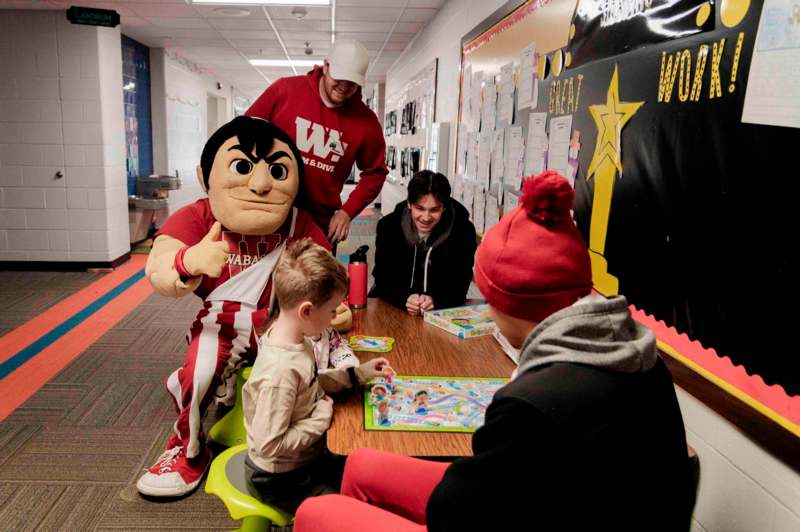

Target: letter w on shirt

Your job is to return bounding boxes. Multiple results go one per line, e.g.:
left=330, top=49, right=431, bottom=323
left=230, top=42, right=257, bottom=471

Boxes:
left=295, top=117, right=348, bottom=163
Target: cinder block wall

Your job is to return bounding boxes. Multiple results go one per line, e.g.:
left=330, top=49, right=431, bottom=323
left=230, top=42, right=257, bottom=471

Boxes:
left=0, top=10, right=128, bottom=263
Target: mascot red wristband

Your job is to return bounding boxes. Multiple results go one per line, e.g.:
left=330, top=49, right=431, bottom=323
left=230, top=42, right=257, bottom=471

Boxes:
left=173, top=246, right=193, bottom=278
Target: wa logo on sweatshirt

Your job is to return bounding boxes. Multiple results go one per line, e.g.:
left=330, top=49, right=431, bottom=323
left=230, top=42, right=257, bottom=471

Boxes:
left=295, top=117, right=348, bottom=173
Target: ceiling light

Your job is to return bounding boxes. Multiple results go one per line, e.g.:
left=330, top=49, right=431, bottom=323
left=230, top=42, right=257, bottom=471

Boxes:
left=249, top=59, right=323, bottom=67
left=213, top=7, right=251, bottom=16
left=192, top=1, right=330, bottom=5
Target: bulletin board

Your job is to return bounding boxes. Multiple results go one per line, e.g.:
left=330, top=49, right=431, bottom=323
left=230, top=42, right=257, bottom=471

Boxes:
left=384, top=59, right=438, bottom=187
left=456, top=0, right=800, bottom=440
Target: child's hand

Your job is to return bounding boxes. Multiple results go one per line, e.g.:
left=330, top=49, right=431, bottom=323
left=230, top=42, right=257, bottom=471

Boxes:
left=406, top=294, right=421, bottom=316
left=358, top=357, right=393, bottom=381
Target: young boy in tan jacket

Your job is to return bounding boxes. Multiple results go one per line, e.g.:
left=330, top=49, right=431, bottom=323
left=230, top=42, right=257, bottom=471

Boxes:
left=243, top=239, right=393, bottom=513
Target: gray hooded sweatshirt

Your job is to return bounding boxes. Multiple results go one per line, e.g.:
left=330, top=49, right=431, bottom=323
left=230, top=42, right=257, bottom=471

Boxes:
left=514, top=293, right=658, bottom=380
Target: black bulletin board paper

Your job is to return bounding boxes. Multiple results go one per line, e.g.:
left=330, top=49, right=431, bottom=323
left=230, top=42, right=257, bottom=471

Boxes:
left=459, top=0, right=799, bottom=407
left=555, top=1, right=800, bottom=396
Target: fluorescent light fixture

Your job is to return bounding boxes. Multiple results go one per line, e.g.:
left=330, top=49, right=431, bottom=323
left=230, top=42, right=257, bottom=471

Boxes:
left=250, top=59, right=323, bottom=67
left=192, top=1, right=330, bottom=5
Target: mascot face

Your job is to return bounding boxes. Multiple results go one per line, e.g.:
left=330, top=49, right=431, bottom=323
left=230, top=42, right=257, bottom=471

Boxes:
left=199, top=116, right=303, bottom=236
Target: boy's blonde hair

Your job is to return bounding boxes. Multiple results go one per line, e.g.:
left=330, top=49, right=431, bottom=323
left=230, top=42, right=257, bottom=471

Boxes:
left=273, top=239, right=348, bottom=310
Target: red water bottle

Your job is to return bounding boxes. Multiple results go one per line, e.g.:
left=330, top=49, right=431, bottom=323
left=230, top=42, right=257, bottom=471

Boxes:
left=348, top=245, right=369, bottom=309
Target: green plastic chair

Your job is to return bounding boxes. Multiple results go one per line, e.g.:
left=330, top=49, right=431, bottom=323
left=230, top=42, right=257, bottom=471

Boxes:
left=210, top=366, right=252, bottom=448
left=205, top=443, right=294, bottom=531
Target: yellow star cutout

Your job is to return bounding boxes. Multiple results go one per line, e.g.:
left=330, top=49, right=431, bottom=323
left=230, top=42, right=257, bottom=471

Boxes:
left=587, top=65, right=644, bottom=178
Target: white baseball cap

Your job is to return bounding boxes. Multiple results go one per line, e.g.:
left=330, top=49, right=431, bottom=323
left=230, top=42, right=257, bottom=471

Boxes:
left=327, top=39, right=369, bottom=86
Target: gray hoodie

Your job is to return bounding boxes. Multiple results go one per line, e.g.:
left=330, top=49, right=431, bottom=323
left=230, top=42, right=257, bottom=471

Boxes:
left=514, top=293, right=658, bottom=380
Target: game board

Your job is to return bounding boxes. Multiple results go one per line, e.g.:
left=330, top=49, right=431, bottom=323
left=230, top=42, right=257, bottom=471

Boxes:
left=364, top=376, right=508, bottom=432
left=423, top=304, right=496, bottom=338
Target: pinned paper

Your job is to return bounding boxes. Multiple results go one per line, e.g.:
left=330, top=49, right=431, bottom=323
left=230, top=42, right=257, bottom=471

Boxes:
left=490, top=128, right=505, bottom=194
left=505, top=126, right=525, bottom=190
left=524, top=112, right=548, bottom=176
left=498, top=62, right=515, bottom=126
left=481, top=79, right=497, bottom=133
left=477, top=131, right=492, bottom=190
left=518, top=42, right=538, bottom=110
left=547, top=115, right=573, bottom=181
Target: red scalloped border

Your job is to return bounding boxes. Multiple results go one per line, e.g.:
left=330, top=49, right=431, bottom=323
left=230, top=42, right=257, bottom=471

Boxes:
left=464, top=0, right=553, bottom=55
left=630, top=305, right=800, bottom=434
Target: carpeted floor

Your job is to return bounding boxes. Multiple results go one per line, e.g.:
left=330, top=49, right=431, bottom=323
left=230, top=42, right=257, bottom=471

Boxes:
left=0, top=211, right=385, bottom=531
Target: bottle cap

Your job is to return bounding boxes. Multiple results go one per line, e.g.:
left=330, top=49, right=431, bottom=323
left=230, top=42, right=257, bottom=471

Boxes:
left=349, top=245, right=369, bottom=263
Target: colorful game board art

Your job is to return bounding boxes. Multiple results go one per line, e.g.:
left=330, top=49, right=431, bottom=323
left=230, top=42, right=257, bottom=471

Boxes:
left=364, top=376, right=508, bottom=432
left=423, top=304, right=496, bottom=338
left=349, top=335, right=394, bottom=352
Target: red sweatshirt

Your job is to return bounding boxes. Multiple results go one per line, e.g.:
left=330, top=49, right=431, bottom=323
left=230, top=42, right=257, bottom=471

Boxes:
left=246, top=66, right=388, bottom=233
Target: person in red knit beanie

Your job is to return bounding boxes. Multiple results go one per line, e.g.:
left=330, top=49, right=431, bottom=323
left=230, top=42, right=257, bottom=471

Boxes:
left=293, top=171, right=695, bottom=532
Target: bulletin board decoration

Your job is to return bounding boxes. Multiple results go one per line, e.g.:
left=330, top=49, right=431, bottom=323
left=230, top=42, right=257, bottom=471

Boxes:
left=568, top=0, right=714, bottom=70
left=632, top=306, right=800, bottom=437
left=556, top=0, right=800, bottom=435
left=457, top=0, right=800, bottom=439
left=463, top=0, right=553, bottom=54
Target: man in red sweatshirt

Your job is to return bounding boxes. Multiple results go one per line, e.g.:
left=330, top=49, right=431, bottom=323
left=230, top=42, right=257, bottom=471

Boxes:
left=246, top=39, right=388, bottom=244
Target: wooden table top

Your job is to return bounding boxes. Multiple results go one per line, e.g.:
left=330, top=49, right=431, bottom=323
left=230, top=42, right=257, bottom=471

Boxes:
left=327, top=298, right=516, bottom=457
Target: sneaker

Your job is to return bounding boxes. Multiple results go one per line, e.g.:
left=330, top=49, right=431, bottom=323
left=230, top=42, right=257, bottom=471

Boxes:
left=136, top=443, right=212, bottom=497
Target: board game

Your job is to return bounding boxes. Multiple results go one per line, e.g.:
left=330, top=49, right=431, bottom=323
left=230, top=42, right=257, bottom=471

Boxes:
left=423, top=304, right=496, bottom=338
left=349, top=335, right=394, bottom=352
left=364, top=375, right=508, bottom=432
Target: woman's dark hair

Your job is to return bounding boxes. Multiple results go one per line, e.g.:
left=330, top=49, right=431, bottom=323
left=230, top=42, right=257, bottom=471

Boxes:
left=407, top=170, right=451, bottom=205
left=200, top=116, right=305, bottom=198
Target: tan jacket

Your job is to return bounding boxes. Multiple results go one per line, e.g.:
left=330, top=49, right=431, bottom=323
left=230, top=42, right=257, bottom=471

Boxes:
left=243, top=336, right=333, bottom=473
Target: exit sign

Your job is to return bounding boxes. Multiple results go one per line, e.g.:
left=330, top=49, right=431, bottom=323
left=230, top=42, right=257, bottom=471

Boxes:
left=66, top=6, right=120, bottom=28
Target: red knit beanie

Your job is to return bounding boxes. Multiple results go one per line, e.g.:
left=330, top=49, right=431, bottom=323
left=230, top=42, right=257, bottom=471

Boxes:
left=474, top=171, right=592, bottom=322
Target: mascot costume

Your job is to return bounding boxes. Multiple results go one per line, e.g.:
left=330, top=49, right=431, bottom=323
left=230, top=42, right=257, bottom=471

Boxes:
left=137, top=116, right=328, bottom=497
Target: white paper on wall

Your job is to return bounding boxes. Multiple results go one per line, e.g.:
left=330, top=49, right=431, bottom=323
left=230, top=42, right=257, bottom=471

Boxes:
left=463, top=179, right=475, bottom=219
left=477, top=130, right=492, bottom=190
left=524, top=112, right=548, bottom=176
left=465, top=132, right=478, bottom=181
left=490, top=128, right=505, bottom=194
left=547, top=115, right=573, bottom=183
left=505, top=126, right=525, bottom=190
left=503, top=190, right=520, bottom=215
left=471, top=71, right=484, bottom=132
left=481, top=79, right=497, bottom=133
left=498, top=62, right=515, bottom=126
left=457, top=123, right=469, bottom=175
left=473, top=188, right=486, bottom=233
left=452, top=174, right=464, bottom=203
left=518, top=42, right=538, bottom=110
left=485, top=194, right=500, bottom=232
left=742, top=0, right=800, bottom=128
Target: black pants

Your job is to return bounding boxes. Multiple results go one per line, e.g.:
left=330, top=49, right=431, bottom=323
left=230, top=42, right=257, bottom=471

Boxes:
left=244, top=452, right=345, bottom=514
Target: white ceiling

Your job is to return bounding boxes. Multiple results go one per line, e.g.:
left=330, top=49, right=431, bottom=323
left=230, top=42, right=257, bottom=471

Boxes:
left=0, top=0, right=446, bottom=99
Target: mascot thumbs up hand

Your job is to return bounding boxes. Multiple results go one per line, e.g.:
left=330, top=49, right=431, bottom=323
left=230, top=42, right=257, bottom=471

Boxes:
left=182, top=222, right=230, bottom=278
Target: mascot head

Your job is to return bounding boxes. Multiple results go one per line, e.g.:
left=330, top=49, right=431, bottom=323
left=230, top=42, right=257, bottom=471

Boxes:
left=197, top=116, right=304, bottom=235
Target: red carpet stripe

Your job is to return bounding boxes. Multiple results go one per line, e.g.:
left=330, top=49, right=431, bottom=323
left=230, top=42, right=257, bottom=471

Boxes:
left=0, top=257, right=154, bottom=420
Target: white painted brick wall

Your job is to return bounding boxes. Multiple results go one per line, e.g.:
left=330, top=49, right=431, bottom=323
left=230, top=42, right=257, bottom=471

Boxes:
left=676, top=388, right=800, bottom=532
left=0, top=9, right=129, bottom=263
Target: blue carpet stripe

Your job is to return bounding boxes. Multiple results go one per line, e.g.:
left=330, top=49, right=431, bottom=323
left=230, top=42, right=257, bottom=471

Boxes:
left=0, top=269, right=146, bottom=380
